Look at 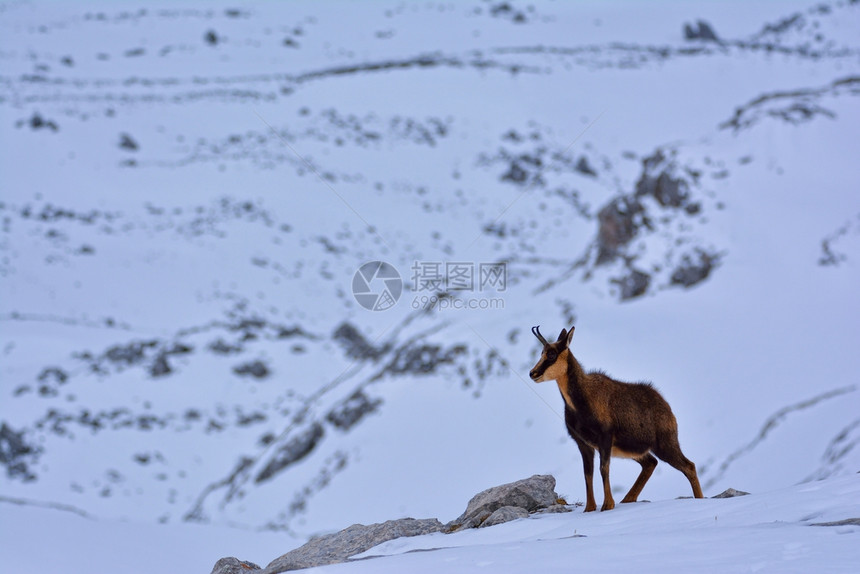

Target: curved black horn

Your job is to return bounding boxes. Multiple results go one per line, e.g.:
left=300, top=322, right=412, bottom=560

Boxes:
left=532, top=325, right=549, bottom=346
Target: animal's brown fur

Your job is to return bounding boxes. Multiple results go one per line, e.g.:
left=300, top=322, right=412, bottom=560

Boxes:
left=530, top=325, right=704, bottom=511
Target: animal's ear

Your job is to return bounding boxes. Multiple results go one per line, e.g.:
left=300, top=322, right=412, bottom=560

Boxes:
left=567, top=326, right=576, bottom=347
left=557, top=328, right=568, bottom=345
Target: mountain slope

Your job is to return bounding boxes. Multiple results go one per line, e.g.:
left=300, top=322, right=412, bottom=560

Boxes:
left=1, top=0, right=858, bottom=546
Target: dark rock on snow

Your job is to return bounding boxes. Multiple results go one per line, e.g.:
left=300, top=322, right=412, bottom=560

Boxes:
left=670, top=249, right=719, bottom=288
left=325, top=390, right=382, bottom=431
left=0, top=422, right=39, bottom=481
left=332, top=322, right=389, bottom=361
left=149, top=353, right=172, bottom=378
left=684, top=20, right=719, bottom=42
left=254, top=423, right=324, bottom=484
left=612, top=268, right=651, bottom=301
left=233, top=360, right=270, bottom=379
left=575, top=155, right=598, bottom=177
left=27, top=112, right=59, bottom=132
left=118, top=133, right=139, bottom=151
left=711, top=487, right=750, bottom=499
left=596, top=196, right=645, bottom=264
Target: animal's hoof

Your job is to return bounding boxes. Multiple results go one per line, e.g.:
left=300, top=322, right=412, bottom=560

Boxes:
left=601, top=502, right=615, bottom=511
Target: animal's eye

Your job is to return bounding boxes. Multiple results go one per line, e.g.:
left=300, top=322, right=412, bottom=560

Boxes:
left=546, top=350, right=557, bottom=361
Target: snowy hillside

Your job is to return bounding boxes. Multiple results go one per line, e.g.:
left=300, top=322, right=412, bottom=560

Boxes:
left=1, top=0, right=859, bottom=568
left=342, top=475, right=860, bottom=574
left=4, top=473, right=860, bottom=573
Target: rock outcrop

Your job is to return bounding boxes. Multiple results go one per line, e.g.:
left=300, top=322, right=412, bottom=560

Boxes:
left=481, top=505, right=530, bottom=528
left=210, top=557, right=262, bottom=574
left=209, top=474, right=569, bottom=573
left=712, top=487, right=750, bottom=499
left=446, top=474, right=564, bottom=531
left=264, top=518, right=444, bottom=573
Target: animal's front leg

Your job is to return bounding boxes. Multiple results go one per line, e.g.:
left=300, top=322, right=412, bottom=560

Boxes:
left=598, top=444, right=615, bottom=511
left=575, top=439, right=596, bottom=512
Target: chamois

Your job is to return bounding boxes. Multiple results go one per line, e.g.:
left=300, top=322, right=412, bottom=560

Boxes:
left=529, top=325, right=703, bottom=511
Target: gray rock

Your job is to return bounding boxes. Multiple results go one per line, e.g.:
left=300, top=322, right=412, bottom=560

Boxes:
left=684, top=20, right=719, bottom=42
left=255, top=422, right=324, bottom=484
left=596, top=196, right=645, bottom=265
left=210, top=557, right=261, bottom=574
left=118, top=133, right=139, bottom=151
left=0, top=422, right=39, bottom=481
left=447, top=474, right=560, bottom=530
left=149, top=353, right=172, bottom=378
left=212, top=475, right=568, bottom=572
left=233, top=360, right=270, bottom=379
left=333, top=322, right=389, bottom=361
left=326, top=390, right=382, bottom=431
left=264, top=518, right=443, bottom=573
left=575, top=155, right=598, bottom=177
left=711, top=488, right=750, bottom=499
left=635, top=151, right=690, bottom=208
left=670, top=249, right=719, bottom=288
left=612, top=268, right=651, bottom=301
left=480, top=506, right=529, bottom=528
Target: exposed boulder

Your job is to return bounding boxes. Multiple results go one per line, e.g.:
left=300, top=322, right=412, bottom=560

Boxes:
left=446, top=474, right=561, bottom=531
left=333, top=322, right=389, bottom=361
left=670, top=249, right=719, bottom=288
left=712, top=488, right=750, bottom=499
left=596, top=196, right=645, bottom=265
left=635, top=150, right=690, bottom=208
left=262, top=518, right=444, bottom=573
left=210, top=557, right=261, bottom=574
left=379, top=341, right=467, bottom=378
left=118, top=133, right=139, bottom=151
left=104, top=339, right=158, bottom=367
left=204, top=29, right=221, bottom=46
left=24, top=112, right=59, bottom=132
left=575, top=155, right=598, bottom=177
left=612, top=268, right=651, bottom=301
left=233, top=360, right=271, bottom=379
left=684, top=20, right=719, bottom=42
left=480, top=505, right=530, bottom=528
left=0, top=422, right=39, bottom=481
left=255, top=422, right=324, bottom=484
left=149, top=353, right=172, bottom=378
left=326, top=390, right=382, bottom=431
left=210, top=475, right=569, bottom=573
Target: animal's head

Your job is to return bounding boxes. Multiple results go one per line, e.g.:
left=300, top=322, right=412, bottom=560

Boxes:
left=529, top=325, right=575, bottom=383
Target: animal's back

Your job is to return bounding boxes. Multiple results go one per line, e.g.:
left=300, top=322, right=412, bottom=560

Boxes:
left=589, top=370, right=678, bottom=449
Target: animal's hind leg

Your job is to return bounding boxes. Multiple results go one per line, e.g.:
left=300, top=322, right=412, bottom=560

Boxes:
left=680, top=457, right=704, bottom=499
left=654, top=436, right=704, bottom=499
left=621, top=453, right=657, bottom=504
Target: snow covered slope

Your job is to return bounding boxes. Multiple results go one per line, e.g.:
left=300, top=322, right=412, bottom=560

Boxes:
left=2, top=473, right=859, bottom=573
left=348, top=475, right=860, bottom=574
left=1, top=0, right=858, bottom=558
